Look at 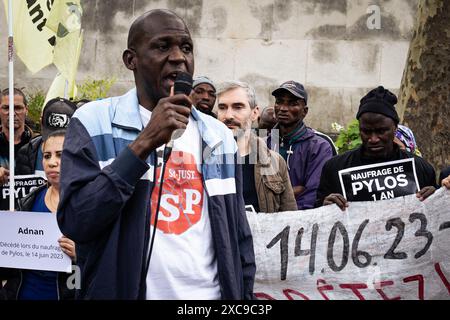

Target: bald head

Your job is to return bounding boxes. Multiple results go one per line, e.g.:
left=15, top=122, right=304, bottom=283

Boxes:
left=259, top=107, right=277, bottom=130
left=127, top=9, right=188, bottom=49
left=122, top=8, right=194, bottom=109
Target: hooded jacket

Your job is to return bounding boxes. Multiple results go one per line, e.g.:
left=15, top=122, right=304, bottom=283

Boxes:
left=268, top=124, right=333, bottom=210
left=57, top=88, right=256, bottom=300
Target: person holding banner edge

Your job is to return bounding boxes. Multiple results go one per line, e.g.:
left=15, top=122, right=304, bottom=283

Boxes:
left=316, top=86, right=437, bottom=211
left=442, top=176, right=450, bottom=189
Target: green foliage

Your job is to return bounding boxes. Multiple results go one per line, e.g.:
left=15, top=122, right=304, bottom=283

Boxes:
left=26, top=89, right=46, bottom=132
left=334, top=119, right=362, bottom=154
left=76, top=77, right=116, bottom=101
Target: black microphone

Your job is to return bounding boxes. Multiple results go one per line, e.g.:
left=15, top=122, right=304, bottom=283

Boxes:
left=173, top=71, right=193, bottom=96
left=163, top=72, right=193, bottom=162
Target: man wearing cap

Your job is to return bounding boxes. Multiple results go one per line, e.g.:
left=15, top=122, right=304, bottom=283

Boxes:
left=190, top=76, right=217, bottom=118
left=316, top=86, right=437, bottom=210
left=268, top=81, right=333, bottom=210
left=16, top=98, right=77, bottom=178
left=0, top=88, right=33, bottom=188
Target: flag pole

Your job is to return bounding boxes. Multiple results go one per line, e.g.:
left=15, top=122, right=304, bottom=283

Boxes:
left=7, top=0, right=15, bottom=211
left=64, top=80, right=69, bottom=99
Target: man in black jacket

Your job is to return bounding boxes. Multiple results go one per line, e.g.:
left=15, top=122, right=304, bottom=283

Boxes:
left=16, top=98, right=77, bottom=177
left=316, top=86, right=437, bottom=210
left=0, top=88, right=32, bottom=185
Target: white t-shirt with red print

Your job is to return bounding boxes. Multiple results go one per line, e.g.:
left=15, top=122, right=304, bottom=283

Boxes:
left=140, top=106, right=221, bottom=300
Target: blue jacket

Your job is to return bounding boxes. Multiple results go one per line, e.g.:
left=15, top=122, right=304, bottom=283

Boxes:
left=57, top=89, right=256, bottom=300
left=268, top=126, right=333, bottom=210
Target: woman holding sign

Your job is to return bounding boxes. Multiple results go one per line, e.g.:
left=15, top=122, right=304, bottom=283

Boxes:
left=1, top=130, right=76, bottom=300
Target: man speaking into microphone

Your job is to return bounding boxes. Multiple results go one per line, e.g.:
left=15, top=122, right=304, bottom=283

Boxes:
left=57, top=9, right=255, bottom=300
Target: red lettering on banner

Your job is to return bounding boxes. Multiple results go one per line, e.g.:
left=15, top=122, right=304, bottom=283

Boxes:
left=339, top=283, right=368, bottom=300
left=316, top=279, right=334, bottom=300
left=257, top=268, right=447, bottom=300
left=374, top=281, right=401, bottom=300
left=403, top=275, right=424, bottom=300
left=254, top=292, right=276, bottom=300
left=283, top=289, right=310, bottom=300
left=435, top=263, right=450, bottom=295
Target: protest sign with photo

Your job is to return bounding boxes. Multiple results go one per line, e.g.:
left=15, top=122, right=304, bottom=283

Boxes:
left=338, top=158, right=420, bottom=202
left=248, top=188, right=450, bottom=300
left=0, top=175, right=46, bottom=210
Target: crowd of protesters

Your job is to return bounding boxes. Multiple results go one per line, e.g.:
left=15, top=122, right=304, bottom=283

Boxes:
left=0, top=9, right=449, bottom=300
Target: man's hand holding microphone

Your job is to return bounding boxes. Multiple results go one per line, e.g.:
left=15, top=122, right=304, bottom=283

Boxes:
left=130, top=72, right=193, bottom=162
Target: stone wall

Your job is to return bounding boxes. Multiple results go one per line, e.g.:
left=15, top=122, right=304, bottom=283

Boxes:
left=0, top=0, right=418, bottom=132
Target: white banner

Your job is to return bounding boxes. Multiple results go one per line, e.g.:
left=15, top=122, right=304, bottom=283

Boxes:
left=0, top=211, right=71, bottom=273
left=248, top=188, right=450, bottom=300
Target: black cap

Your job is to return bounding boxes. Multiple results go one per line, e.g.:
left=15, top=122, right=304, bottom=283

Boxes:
left=356, top=86, right=399, bottom=124
left=41, top=98, right=77, bottom=139
left=272, top=81, right=308, bottom=105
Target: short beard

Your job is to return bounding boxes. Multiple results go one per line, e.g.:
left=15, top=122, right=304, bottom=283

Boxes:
left=233, top=128, right=246, bottom=139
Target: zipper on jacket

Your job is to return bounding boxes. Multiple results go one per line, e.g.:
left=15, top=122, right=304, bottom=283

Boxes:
left=200, top=143, right=232, bottom=299
left=140, top=151, right=158, bottom=298
left=202, top=180, right=224, bottom=299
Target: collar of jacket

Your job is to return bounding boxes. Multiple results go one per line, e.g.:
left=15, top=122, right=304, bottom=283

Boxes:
left=110, top=88, right=223, bottom=153
left=269, top=123, right=315, bottom=149
left=358, top=143, right=405, bottom=163
left=0, top=125, right=33, bottom=143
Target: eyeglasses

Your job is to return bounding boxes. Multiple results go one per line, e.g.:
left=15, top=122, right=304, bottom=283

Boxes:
left=0, top=105, right=27, bottom=114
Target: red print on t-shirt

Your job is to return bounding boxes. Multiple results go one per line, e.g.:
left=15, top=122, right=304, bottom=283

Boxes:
left=151, top=151, right=203, bottom=235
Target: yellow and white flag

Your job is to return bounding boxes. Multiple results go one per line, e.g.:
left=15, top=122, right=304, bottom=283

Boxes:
left=46, top=0, right=83, bottom=78
left=45, top=72, right=78, bottom=106
left=3, top=0, right=55, bottom=73
left=45, top=0, right=82, bottom=35
left=45, top=1, right=83, bottom=101
left=44, top=30, right=83, bottom=103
